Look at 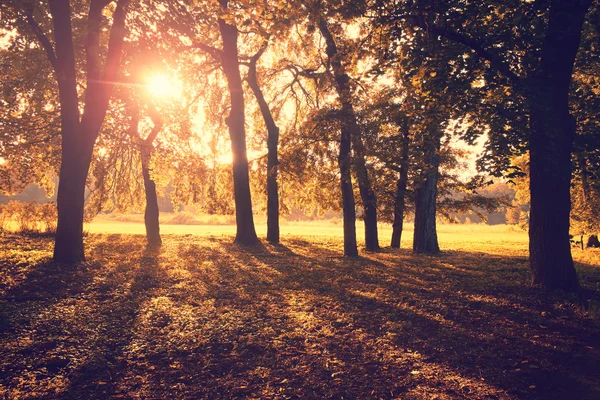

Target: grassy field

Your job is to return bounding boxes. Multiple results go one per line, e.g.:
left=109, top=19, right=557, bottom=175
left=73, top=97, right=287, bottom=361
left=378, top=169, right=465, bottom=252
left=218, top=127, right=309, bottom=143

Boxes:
left=87, top=217, right=531, bottom=252
left=1, top=225, right=599, bottom=399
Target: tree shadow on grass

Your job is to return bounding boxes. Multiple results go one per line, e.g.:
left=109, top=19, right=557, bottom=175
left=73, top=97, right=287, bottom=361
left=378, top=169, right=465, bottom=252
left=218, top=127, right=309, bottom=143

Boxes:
left=213, top=238, right=600, bottom=399
left=58, top=244, right=169, bottom=399
left=1, top=234, right=599, bottom=399
left=0, top=235, right=166, bottom=399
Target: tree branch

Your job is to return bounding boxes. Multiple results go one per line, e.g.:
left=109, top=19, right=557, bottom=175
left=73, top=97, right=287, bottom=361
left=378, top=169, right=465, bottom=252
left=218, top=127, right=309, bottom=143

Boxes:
left=406, top=15, right=523, bottom=86
left=189, top=42, right=224, bottom=61
left=24, top=5, right=57, bottom=71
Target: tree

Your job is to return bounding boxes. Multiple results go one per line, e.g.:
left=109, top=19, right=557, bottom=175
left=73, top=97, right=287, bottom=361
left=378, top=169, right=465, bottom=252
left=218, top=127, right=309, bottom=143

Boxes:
left=245, top=37, right=281, bottom=244
left=412, top=122, right=442, bottom=254
left=315, top=13, right=379, bottom=253
left=390, top=115, right=411, bottom=248
left=381, top=0, right=594, bottom=290
left=12, top=0, right=131, bottom=263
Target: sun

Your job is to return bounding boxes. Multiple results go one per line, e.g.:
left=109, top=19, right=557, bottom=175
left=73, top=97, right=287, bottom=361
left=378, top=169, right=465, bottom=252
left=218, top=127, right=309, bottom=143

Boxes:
left=146, top=73, right=182, bottom=101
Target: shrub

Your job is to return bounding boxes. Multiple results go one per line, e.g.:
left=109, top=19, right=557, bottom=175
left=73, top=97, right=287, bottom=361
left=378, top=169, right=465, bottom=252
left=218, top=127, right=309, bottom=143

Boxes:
left=38, top=203, right=58, bottom=233
left=0, top=204, right=8, bottom=232
left=17, top=201, right=39, bottom=232
left=0, top=201, right=57, bottom=234
left=168, top=211, right=200, bottom=225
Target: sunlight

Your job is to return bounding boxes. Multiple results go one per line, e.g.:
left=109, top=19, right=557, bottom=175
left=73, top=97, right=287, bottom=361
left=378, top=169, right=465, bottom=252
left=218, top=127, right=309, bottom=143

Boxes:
left=146, top=73, right=183, bottom=101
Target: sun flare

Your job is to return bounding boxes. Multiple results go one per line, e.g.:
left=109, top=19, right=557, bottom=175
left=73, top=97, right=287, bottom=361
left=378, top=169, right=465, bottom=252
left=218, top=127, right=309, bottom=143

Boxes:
left=146, top=73, right=182, bottom=101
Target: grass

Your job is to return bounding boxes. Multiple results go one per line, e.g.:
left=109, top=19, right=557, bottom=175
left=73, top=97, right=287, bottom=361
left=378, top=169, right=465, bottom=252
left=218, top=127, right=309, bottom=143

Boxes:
left=0, top=225, right=599, bottom=399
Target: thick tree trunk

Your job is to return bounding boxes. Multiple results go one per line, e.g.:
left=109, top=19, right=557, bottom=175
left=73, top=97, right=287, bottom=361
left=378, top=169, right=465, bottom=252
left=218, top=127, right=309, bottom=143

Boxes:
left=247, top=57, right=280, bottom=244
left=54, top=138, right=93, bottom=263
left=391, top=123, right=411, bottom=248
left=413, top=133, right=441, bottom=254
left=527, top=0, right=590, bottom=291
left=49, top=0, right=129, bottom=263
left=141, top=145, right=161, bottom=247
left=318, top=19, right=377, bottom=253
left=218, top=3, right=258, bottom=246
left=529, top=101, right=578, bottom=290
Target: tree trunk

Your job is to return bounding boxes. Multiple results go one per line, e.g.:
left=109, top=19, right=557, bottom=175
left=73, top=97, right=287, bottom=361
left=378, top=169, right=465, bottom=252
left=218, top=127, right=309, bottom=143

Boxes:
left=53, top=139, right=92, bottom=263
left=49, top=0, right=129, bottom=263
left=352, top=127, right=380, bottom=251
left=141, top=145, right=161, bottom=247
left=391, top=122, right=411, bottom=248
left=218, top=2, right=258, bottom=246
left=139, top=104, right=163, bottom=247
left=529, top=100, right=578, bottom=289
left=527, top=0, right=590, bottom=291
left=413, top=132, right=441, bottom=254
left=318, top=19, right=376, bottom=253
left=247, top=55, right=280, bottom=244
left=339, top=112, right=358, bottom=257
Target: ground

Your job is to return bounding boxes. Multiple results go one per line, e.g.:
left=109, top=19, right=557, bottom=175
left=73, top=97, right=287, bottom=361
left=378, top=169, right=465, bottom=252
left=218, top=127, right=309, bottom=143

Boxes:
left=1, top=224, right=599, bottom=399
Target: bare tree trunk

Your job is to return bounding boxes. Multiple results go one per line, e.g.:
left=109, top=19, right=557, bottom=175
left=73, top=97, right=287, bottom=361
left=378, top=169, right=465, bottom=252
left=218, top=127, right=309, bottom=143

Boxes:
left=247, top=49, right=280, bottom=244
left=391, top=122, right=411, bottom=248
left=318, top=18, right=377, bottom=253
left=527, top=0, right=590, bottom=291
left=218, top=0, right=258, bottom=246
left=413, top=131, right=441, bottom=254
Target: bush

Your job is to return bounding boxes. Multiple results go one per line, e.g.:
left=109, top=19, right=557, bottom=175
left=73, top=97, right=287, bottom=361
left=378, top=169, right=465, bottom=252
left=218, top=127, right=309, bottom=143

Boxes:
left=38, top=203, right=58, bottom=233
left=0, top=204, right=8, bottom=232
left=19, top=201, right=39, bottom=232
left=168, top=211, right=200, bottom=225
left=0, top=201, right=57, bottom=234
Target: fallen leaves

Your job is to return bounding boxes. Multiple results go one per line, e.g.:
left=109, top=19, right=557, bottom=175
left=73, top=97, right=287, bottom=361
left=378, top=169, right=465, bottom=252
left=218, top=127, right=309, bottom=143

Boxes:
left=0, top=232, right=599, bottom=399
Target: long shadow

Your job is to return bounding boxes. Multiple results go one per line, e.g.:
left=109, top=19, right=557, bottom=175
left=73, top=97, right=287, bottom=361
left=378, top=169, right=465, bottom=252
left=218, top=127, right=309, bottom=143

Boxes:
left=2, top=234, right=599, bottom=399
left=222, top=239, right=600, bottom=399
left=59, top=244, right=167, bottom=399
left=0, top=235, right=162, bottom=399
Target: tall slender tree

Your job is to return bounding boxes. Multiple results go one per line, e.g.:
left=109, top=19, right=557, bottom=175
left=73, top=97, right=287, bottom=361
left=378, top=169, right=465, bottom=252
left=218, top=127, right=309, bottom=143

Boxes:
left=246, top=40, right=281, bottom=244
left=217, top=0, right=259, bottom=245
left=317, top=17, right=379, bottom=253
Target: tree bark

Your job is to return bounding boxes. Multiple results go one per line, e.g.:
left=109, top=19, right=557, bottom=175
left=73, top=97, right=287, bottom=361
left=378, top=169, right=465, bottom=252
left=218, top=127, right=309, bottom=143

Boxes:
left=133, top=103, right=163, bottom=247
left=391, top=122, right=411, bottom=248
left=352, top=125, right=380, bottom=251
left=49, top=0, right=86, bottom=263
left=48, top=0, right=129, bottom=263
left=218, top=1, right=259, bottom=246
left=141, top=144, right=161, bottom=247
left=318, top=19, right=377, bottom=253
left=247, top=49, right=280, bottom=244
left=413, top=131, right=441, bottom=254
left=339, top=107, right=359, bottom=257
left=527, top=0, right=590, bottom=291
left=53, top=142, right=92, bottom=263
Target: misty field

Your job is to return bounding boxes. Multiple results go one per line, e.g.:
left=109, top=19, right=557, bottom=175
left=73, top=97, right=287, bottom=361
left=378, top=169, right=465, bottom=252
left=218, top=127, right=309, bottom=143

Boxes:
left=1, top=224, right=599, bottom=399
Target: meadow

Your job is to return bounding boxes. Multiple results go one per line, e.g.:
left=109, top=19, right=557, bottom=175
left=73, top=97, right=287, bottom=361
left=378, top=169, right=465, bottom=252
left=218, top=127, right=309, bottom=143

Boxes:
left=1, top=221, right=599, bottom=399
